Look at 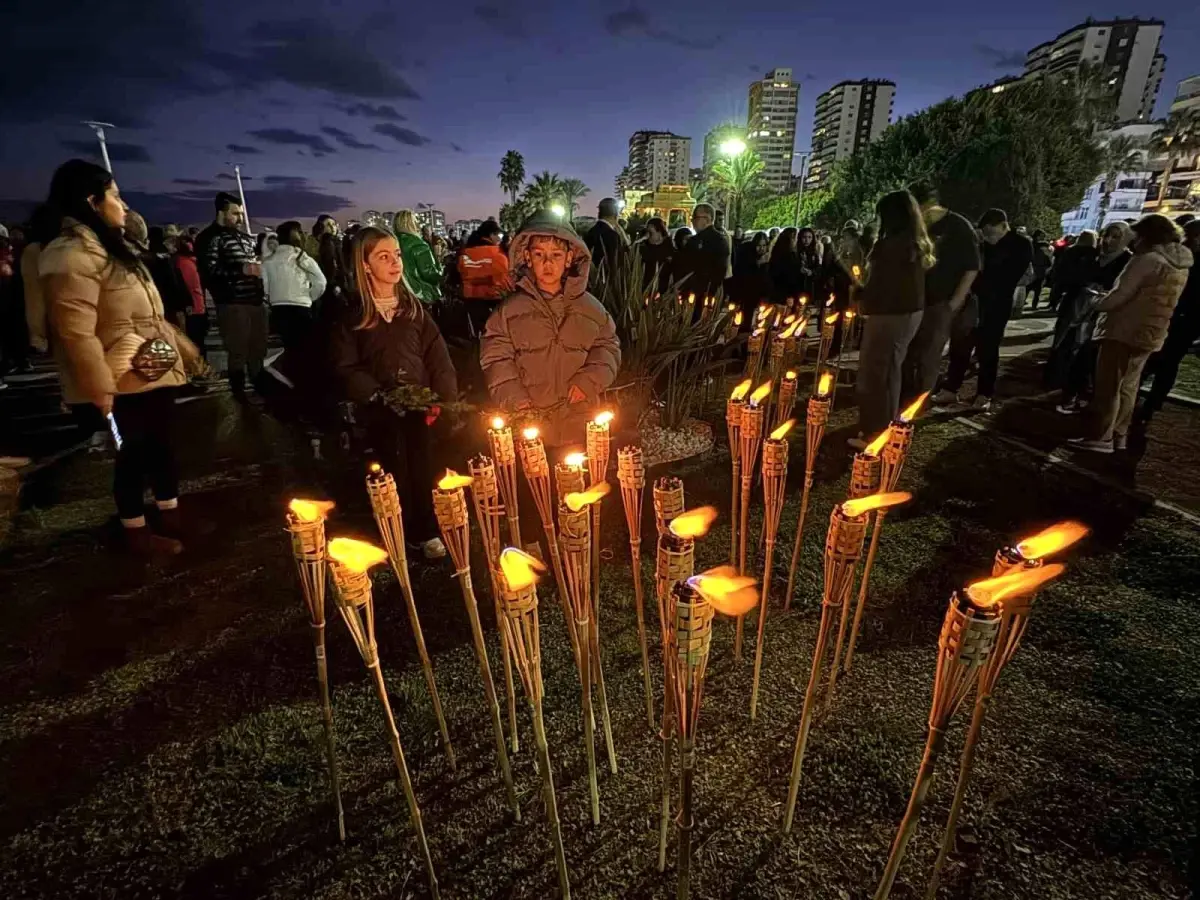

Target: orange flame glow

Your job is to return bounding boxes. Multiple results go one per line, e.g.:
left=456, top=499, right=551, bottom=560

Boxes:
left=784, top=369, right=797, bottom=381
left=779, top=320, right=800, bottom=339
left=564, top=452, right=587, bottom=468
left=967, top=563, right=1066, bottom=607
left=592, top=410, right=615, bottom=427
left=327, top=537, right=389, bottom=573
left=863, top=428, right=891, bottom=457
left=1016, top=522, right=1089, bottom=561
left=784, top=313, right=797, bottom=324
left=899, top=392, right=929, bottom=422
left=730, top=379, right=753, bottom=401
left=368, top=462, right=382, bottom=474
left=690, top=566, right=759, bottom=616
left=798, top=294, right=809, bottom=307
left=817, top=372, right=833, bottom=397
left=749, top=381, right=772, bottom=407
left=842, top=491, right=912, bottom=518
left=734, top=311, right=743, bottom=326
left=770, top=419, right=795, bottom=440
left=437, top=469, right=474, bottom=491
left=826, top=293, right=835, bottom=307
left=564, top=482, right=612, bottom=511
left=727, top=303, right=737, bottom=312
left=844, top=309, right=857, bottom=321
left=824, top=312, right=839, bottom=325
left=289, top=498, right=335, bottom=523
left=668, top=506, right=718, bottom=539
left=490, top=416, right=506, bottom=431
left=852, top=265, right=862, bottom=279
left=499, top=547, right=546, bottom=591
left=687, top=293, right=696, bottom=305
left=522, top=426, right=540, bottom=441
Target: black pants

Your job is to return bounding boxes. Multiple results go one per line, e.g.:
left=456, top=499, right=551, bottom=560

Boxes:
left=466, top=300, right=499, bottom=337
left=1142, top=321, right=1200, bottom=413
left=945, top=303, right=1011, bottom=398
left=1063, top=341, right=1098, bottom=403
left=270, top=305, right=313, bottom=351
left=106, top=388, right=180, bottom=520
left=186, top=313, right=210, bottom=361
left=1026, top=278, right=1045, bottom=309
left=362, top=405, right=437, bottom=543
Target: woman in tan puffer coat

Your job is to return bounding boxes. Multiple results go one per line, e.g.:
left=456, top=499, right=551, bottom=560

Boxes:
left=480, top=212, right=620, bottom=447
left=1072, top=214, right=1193, bottom=453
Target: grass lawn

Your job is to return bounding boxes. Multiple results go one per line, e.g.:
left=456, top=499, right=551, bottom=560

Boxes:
left=0, top=396, right=1196, bottom=899
left=1172, top=351, right=1200, bottom=400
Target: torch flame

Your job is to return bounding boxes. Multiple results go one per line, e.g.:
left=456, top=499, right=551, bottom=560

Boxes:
left=899, top=392, right=929, bottom=422
left=668, top=506, right=718, bottom=539
left=437, top=469, right=474, bottom=491
left=749, top=381, right=772, bottom=407
left=730, top=379, right=753, bottom=401
left=779, top=320, right=800, bottom=340
left=770, top=419, right=795, bottom=440
left=687, top=293, right=696, bottom=305
left=798, top=295, right=809, bottom=307
left=368, top=462, right=382, bottom=474
left=289, top=498, right=335, bottom=522
left=727, top=303, right=737, bottom=312
left=824, top=312, right=839, bottom=325
left=522, top=426, right=540, bottom=441
left=564, top=482, right=612, bottom=511
left=826, top=294, right=835, bottom=307
left=564, top=452, right=587, bottom=468
left=784, top=313, right=797, bottom=324
left=852, top=264, right=862, bottom=279
left=784, top=369, right=797, bottom=380
left=499, top=547, right=546, bottom=591
left=490, top=415, right=506, bottom=431
left=863, top=428, right=891, bottom=457
left=1016, top=521, right=1089, bottom=561
left=842, top=491, right=912, bottom=518
left=817, top=372, right=834, bottom=397
left=690, top=566, right=760, bottom=616
left=734, top=311, right=744, bottom=326
left=327, top=537, right=389, bottom=573
left=967, top=563, right=1066, bottom=607
left=844, top=309, right=857, bottom=321
left=593, top=410, right=615, bottom=427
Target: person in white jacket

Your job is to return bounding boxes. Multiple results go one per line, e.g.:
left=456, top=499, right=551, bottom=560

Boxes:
left=262, top=220, right=326, bottom=349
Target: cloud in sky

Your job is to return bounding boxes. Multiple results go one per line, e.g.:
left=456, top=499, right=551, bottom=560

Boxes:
left=975, top=43, right=1027, bottom=70
left=320, top=126, right=380, bottom=151
left=603, top=6, right=716, bottom=50
left=473, top=4, right=525, bottom=39
left=373, top=124, right=431, bottom=147
left=248, top=128, right=336, bottom=156
left=227, top=143, right=262, bottom=155
left=341, top=102, right=407, bottom=121
left=172, top=178, right=211, bottom=186
left=60, top=139, right=153, bottom=163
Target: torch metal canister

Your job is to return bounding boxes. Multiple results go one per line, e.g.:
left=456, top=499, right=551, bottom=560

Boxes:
left=555, top=460, right=587, bottom=506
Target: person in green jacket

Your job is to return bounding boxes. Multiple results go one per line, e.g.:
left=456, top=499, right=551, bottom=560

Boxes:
left=392, top=210, right=443, bottom=305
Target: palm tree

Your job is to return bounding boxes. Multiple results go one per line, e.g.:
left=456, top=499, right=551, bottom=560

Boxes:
left=560, top=178, right=590, bottom=221
left=709, top=152, right=766, bottom=229
left=1096, top=134, right=1145, bottom=227
left=1148, top=111, right=1200, bottom=209
left=498, top=151, right=526, bottom=203
left=523, top=171, right=565, bottom=212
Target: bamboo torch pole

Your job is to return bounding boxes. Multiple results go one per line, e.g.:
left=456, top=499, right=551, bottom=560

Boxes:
left=783, top=491, right=912, bottom=834
left=750, top=419, right=794, bottom=719
left=772, top=370, right=798, bottom=435
left=830, top=310, right=854, bottom=411
left=519, top=427, right=582, bottom=671
left=487, top=416, right=522, bottom=547
left=745, top=328, right=766, bottom=384
left=726, top=380, right=751, bottom=568
left=285, top=499, right=345, bottom=840
left=814, top=309, right=838, bottom=386
left=584, top=417, right=618, bottom=776
left=617, top=445, right=655, bottom=728
left=468, top=455, right=520, bottom=755
left=844, top=393, right=928, bottom=673
left=327, top=538, right=440, bottom=899
left=734, top=382, right=770, bottom=660
left=653, top=476, right=686, bottom=539
left=783, top=372, right=833, bottom=611
left=497, top=549, right=572, bottom=900
left=432, top=471, right=521, bottom=819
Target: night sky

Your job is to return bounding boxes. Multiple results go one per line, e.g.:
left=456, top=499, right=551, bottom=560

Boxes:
left=2, top=0, right=1197, bottom=227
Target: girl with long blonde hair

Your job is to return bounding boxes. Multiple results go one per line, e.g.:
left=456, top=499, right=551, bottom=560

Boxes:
left=391, top=209, right=444, bottom=305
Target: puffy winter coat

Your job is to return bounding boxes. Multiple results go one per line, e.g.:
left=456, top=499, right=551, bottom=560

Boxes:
left=1094, top=242, right=1194, bottom=352
left=262, top=243, right=327, bottom=308
left=396, top=231, right=443, bottom=305
left=480, top=221, right=620, bottom=445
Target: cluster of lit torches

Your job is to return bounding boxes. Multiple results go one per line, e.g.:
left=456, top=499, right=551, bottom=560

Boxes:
left=282, top=383, right=1088, bottom=900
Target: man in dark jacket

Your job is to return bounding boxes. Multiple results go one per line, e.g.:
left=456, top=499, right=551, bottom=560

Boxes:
left=200, top=192, right=266, bottom=398
left=583, top=198, right=625, bottom=286
left=940, top=208, right=1033, bottom=409
left=1139, top=220, right=1200, bottom=421
left=678, top=203, right=730, bottom=299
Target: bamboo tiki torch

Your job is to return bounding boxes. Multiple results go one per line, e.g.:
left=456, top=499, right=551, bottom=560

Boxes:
left=617, top=445, right=655, bottom=728
left=783, top=491, right=912, bottom=834
left=584, top=416, right=619, bottom=776
left=725, top=380, right=752, bottom=567
left=874, top=564, right=1066, bottom=900
left=467, top=455, right=520, bottom=755
left=497, top=549, right=572, bottom=900
left=825, top=428, right=890, bottom=707
left=746, top=328, right=766, bottom=383
left=519, top=426, right=582, bottom=670
left=814, top=310, right=839, bottom=387
left=750, top=419, right=794, bottom=719
left=770, top=319, right=801, bottom=383
left=365, top=467, right=456, bottom=771
left=653, top=475, right=686, bottom=539
left=830, top=310, right=855, bottom=408
left=285, top=499, right=345, bottom=840
left=773, top=369, right=798, bottom=435
left=734, top=381, right=771, bottom=661
left=844, top=393, right=929, bottom=673
left=432, top=470, right=521, bottom=819
left=559, top=483, right=613, bottom=823
left=487, top=416, right=522, bottom=548
left=327, top=538, right=440, bottom=899
left=925, top=525, right=1085, bottom=900
left=653, top=507, right=716, bottom=870
left=794, top=299, right=811, bottom=365
left=784, top=371, right=834, bottom=611
left=672, top=568, right=759, bottom=900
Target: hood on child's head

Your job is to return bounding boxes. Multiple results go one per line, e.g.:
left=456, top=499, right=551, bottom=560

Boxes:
left=508, top=212, right=591, bottom=301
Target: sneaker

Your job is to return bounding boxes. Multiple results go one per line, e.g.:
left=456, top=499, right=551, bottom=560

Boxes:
left=972, top=395, right=993, bottom=411
left=1113, top=434, right=1128, bottom=451
left=1055, top=402, right=1080, bottom=415
left=847, top=435, right=867, bottom=451
left=932, top=389, right=958, bottom=406
left=1067, top=437, right=1114, bottom=454
left=422, top=537, right=447, bottom=560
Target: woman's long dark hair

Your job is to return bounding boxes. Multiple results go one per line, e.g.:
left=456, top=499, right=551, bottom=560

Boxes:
left=768, top=227, right=798, bottom=267
left=46, top=159, right=143, bottom=274
left=874, top=190, right=935, bottom=269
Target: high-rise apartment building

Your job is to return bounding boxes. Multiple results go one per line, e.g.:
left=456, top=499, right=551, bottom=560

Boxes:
left=703, top=123, right=747, bottom=176
left=1171, top=75, right=1200, bottom=115
left=1023, top=18, right=1165, bottom=122
left=626, top=131, right=691, bottom=191
left=806, top=79, right=895, bottom=190
left=747, top=69, right=800, bottom=192
left=414, top=208, right=446, bottom=236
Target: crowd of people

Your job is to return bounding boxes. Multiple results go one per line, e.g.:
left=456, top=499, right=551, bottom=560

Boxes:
left=0, top=157, right=1197, bottom=558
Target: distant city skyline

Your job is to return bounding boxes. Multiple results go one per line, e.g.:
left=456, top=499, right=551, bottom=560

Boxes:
left=1, top=1, right=1197, bottom=225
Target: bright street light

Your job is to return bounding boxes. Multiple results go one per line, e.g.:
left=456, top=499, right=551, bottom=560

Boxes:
left=618, top=199, right=626, bottom=211
left=550, top=203, right=566, bottom=218
left=720, top=137, right=747, bottom=158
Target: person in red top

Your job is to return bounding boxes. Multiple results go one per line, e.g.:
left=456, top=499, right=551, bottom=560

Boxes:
left=457, top=220, right=510, bottom=335
left=173, top=236, right=209, bottom=360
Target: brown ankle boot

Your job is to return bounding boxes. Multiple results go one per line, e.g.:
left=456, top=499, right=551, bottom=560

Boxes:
left=124, top=524, right=183, bottom=556
left=156, top=506, right=214, bottom=539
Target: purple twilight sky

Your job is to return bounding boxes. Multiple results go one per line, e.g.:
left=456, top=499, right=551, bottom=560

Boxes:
left=1, top=0, right=1197, bottom=228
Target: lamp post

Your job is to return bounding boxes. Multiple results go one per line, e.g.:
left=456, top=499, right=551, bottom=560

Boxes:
left=83, top=121, right=115, bottom=174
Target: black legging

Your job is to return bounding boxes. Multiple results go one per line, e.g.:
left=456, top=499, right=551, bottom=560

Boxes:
left=361, top=404, right=438, bottom=543
left=1142, top=319, right=1200, bottom=414
left=270, top=305, right=314, bottom=351
left=110, top=388, right=180, bottom=520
